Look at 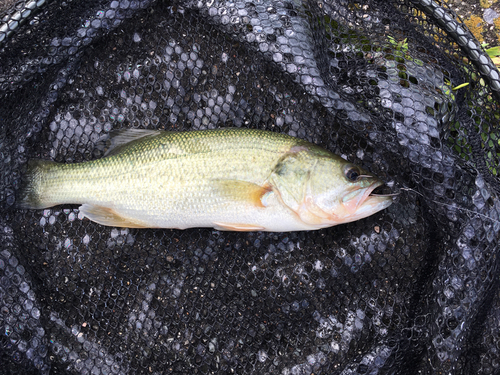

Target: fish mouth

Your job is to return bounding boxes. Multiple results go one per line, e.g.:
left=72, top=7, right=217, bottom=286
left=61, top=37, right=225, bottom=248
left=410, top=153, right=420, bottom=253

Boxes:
left=369, top=183, right=394, bottom=196
left=342, top=181, right=394, bottom=220
left=358, top=182, right=394, bottom=214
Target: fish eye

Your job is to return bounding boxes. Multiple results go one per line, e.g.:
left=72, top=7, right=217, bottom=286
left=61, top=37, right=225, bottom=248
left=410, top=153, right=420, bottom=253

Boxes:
left=344, top=165, right=361, bottom=182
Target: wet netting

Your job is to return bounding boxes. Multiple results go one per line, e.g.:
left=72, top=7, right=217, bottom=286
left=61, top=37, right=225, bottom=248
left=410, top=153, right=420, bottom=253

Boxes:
left=1, top=0, right=500, bottom=373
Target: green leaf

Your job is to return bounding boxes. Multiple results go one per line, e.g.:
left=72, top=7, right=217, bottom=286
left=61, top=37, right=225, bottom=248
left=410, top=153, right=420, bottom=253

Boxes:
left=452, top=82, right=469, bottom=90
left=485, top=46, right=500, bottom=57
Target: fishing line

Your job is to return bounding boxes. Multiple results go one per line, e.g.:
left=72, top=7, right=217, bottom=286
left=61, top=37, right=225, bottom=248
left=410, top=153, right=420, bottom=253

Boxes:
left=398, top=186, right=500, bottom=225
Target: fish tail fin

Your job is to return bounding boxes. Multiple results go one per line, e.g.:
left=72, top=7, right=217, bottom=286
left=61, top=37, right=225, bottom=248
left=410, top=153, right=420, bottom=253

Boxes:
left=18, top=159, right=58, bottom=209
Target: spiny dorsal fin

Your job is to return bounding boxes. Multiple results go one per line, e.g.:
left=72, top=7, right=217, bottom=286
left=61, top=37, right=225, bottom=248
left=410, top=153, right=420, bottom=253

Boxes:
left=104, top=129, right=163, bottom=156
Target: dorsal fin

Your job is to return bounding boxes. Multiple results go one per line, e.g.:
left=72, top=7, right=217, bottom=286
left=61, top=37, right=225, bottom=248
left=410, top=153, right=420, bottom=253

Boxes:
left=104, top=129, right=163, bottom=156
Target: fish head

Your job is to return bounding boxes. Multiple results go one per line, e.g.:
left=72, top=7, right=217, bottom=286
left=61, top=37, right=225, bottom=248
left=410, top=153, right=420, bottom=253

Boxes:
left=271, top=148, right=393, bottom=229
left=302, top=158, right=393, bottom=227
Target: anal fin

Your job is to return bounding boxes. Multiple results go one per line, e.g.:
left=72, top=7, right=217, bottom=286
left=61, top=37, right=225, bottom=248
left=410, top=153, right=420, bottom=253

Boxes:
left=213, top=222, right=265, bottom=231
left=79, top=204, right=149, bottom=228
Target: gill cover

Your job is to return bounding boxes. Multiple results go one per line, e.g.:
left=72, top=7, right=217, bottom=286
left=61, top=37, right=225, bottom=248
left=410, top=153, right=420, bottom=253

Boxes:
left=269, top=146, right=345, bottom=227
left=269, top=149, right=311, bottom=213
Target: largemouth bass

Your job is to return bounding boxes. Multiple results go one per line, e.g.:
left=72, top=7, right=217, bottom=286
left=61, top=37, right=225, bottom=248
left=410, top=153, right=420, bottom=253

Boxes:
left=19, top=128, right=393, bottom=231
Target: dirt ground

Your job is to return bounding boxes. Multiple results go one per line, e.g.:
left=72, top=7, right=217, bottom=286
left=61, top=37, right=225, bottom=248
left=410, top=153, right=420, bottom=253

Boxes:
left=452, top=0, right=500, bottom=47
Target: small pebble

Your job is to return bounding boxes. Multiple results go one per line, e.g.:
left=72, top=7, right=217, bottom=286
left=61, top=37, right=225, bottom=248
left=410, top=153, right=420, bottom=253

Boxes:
left=483, top=8, right=498, bottom=24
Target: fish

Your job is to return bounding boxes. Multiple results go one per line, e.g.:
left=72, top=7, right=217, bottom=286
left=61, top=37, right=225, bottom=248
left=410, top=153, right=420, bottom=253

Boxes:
left=18, top=128, right=393, bottom=232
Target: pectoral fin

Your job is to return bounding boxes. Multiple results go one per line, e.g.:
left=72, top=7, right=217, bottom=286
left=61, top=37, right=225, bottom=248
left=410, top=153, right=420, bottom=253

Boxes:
left=213, top=222, right=265, bottom=231
left=79, top=204, right=149, bottom=228
left=212, top=179, right=273, bottom=208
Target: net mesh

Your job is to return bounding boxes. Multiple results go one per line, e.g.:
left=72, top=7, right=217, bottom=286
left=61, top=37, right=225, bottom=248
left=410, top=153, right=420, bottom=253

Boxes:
left=1, top=0, right=499, bottom=374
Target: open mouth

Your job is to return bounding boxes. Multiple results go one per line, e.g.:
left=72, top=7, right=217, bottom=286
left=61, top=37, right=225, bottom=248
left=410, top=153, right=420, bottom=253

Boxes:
left=358, top=181, right=397, bottom=210
left=356, top=180, right=387, bottom=202
left=361, top=181, right=397, bottom=214
left=342, top=180, right=396, bottom=216
left=369, top=183, right=396, bottom=197
left=342, top=181, right=383, bottom=213
left=340, top=180, right=394, bottom=222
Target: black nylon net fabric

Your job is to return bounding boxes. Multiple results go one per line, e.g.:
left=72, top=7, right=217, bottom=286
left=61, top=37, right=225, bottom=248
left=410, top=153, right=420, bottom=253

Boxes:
left=1, top=0, right=500, bottom=373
